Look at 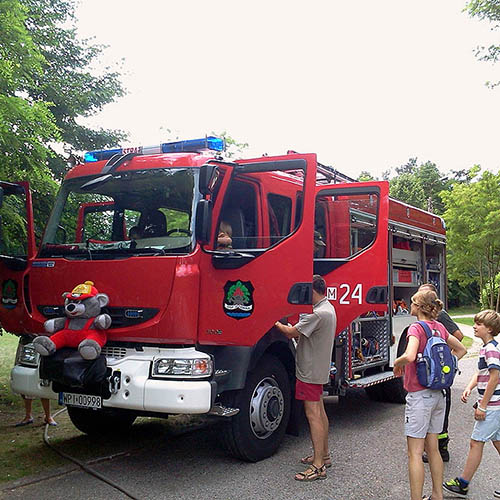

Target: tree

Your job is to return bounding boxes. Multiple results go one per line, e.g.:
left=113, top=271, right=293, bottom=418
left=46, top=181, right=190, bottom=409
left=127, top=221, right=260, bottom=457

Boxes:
left=0, top=0, right=60, bottom=177
left=357, top=171, right=376, bottom=182
left=466, top=0, right=500, bottom=87
left=441, top=170, right=500, bottom=311
left=0, top=0, right=61, bottom=239
left=390, top=172, right=427, bottom=209
left=21, top=0, right=127, bottom=179
left=212, top=131, right=249, bottom=158
left=388, top=158, right=449, bottom=214
left=0, top=0, right=127, bottom=244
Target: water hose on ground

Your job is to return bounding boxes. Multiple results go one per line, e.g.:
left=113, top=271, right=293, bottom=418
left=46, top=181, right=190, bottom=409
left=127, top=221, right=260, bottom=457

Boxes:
left=43, top=407, right=140, bottom=500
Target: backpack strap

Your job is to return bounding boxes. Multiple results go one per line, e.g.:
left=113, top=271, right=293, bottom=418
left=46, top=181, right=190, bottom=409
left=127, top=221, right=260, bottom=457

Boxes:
left=417, top=320, right=433, bottom=339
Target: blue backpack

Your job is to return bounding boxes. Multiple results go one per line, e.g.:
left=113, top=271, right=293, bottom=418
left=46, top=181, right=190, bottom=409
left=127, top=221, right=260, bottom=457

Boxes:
left=415, top=321, right=457, bottom=390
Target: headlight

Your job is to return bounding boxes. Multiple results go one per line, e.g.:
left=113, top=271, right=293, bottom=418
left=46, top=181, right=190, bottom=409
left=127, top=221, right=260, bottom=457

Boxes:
left=16, top=343, right=40, bottom=367
left=152, top=358, right=213, bottom=378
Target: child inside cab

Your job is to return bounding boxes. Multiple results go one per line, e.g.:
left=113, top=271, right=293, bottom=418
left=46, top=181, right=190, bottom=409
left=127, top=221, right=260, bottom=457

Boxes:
left=217, top=221, right=232, bottom=250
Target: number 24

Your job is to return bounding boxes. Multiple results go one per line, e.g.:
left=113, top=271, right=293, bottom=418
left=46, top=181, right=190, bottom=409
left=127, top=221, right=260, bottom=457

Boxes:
left=337, top=283, right=362, bottom=304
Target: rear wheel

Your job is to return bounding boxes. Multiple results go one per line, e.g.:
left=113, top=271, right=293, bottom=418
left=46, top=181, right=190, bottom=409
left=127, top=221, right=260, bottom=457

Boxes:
left=378, top=377, right=407, bottom=404
left=220, top=353, right=291, bottom=462
left=67, top=406, right=137, bottom=435
left=365, top=383, right=385, bottom=401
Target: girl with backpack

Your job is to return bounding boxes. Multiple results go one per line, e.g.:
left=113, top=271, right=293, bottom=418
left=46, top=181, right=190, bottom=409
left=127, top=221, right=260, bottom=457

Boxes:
left=393, top=290, right=467, bottom=500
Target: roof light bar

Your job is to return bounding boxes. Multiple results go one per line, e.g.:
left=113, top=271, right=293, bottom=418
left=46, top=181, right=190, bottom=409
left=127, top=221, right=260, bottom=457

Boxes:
left=84, top=136, right=224, bottom=163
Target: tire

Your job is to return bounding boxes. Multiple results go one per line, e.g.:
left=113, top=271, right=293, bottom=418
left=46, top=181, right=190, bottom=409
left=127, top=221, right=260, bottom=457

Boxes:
left=365, top=383, right=385, bottom=402
left=67, top=406, right=137, bottom=436
left=378, top=377, right=407, bottom=404
left=220, top=353, right=291, bottom=462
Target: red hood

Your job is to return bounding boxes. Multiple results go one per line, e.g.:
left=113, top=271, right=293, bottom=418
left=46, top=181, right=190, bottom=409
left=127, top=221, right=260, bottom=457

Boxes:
left=25, top=254, right=200, bottom=344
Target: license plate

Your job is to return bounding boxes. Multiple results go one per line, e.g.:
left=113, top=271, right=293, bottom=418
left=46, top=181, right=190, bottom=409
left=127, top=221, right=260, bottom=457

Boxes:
left=59, top=392, right=102, bottom=409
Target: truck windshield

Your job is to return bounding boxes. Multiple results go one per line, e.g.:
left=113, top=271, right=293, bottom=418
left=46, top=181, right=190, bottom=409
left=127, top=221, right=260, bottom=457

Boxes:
left=40, top=168, right=197, bottom=259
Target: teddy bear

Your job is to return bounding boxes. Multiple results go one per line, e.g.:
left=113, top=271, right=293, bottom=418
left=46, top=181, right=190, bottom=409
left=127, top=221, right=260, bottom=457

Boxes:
left=33, top=281, right=111, bottom=360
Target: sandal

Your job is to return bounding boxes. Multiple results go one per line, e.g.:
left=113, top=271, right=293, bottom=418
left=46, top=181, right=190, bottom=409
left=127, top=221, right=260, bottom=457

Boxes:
left=43, top=418, right=58, bottom=426
left=14, top=418, right=34, bottom=427
left=300, top=454, right=332, bottom=468
left=294, top=464, right=327, bottom=482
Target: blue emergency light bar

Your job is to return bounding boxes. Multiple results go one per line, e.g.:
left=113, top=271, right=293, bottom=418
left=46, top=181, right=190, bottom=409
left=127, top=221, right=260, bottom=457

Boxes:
left=84, top=136, right=224, bottom=163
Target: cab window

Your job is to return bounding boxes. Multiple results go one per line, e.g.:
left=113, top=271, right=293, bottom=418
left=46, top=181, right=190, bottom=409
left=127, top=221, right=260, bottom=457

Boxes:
left=315, top=191, right=379, bottom=259
left=268, top=194, right=292, bottom=245
left=218, top=180, right=257, bottom=249
left=0, top=190, right=28, bottom=257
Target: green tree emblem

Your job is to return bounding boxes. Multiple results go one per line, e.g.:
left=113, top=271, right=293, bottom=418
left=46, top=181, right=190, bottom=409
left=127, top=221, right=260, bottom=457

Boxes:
left=227, top=281, right=251, bottom=305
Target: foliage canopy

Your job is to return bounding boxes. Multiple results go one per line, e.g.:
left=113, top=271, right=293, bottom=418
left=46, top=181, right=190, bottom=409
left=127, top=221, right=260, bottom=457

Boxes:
left=441, top=169, right=500, bottom=310
left=466, top=0, right=500, bottom=87
left=0, top=0, right=126, bottom=240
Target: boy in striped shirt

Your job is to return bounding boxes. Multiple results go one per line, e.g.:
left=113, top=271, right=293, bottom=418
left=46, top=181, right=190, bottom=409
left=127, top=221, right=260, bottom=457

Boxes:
left=443, top=309, right=500, bottom=498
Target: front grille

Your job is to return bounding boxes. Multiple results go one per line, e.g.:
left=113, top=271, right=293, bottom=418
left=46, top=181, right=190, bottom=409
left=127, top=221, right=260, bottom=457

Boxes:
left=102, top=346, right=127, bottom=358
left=38, top=306, right=159, bottom=328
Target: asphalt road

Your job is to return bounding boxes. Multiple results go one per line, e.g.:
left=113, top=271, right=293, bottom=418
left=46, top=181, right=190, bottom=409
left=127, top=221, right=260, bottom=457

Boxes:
left=1, top=339, right=498, bottom=500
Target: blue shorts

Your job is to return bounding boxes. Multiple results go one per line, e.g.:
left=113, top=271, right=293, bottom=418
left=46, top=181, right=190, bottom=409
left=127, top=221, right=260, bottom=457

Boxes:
left=471, top=409, right=500, bottom=442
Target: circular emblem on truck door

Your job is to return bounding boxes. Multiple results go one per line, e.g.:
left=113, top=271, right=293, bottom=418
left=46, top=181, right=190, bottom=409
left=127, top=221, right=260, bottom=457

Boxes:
left=223, top=280, right=255, bottom=320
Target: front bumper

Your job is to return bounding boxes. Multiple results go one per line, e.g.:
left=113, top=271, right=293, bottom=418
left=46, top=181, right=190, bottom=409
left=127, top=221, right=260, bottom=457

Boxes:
left=11, top=347, right=215, bottom=414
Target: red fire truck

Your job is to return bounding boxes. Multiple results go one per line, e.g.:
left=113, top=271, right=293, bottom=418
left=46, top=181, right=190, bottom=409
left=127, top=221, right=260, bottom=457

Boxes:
left=0, top=137, right=446, bottom=461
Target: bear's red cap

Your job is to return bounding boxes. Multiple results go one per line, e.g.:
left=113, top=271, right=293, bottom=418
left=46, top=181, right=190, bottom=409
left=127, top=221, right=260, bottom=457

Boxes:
left=64, top=281, right=98, bottom=300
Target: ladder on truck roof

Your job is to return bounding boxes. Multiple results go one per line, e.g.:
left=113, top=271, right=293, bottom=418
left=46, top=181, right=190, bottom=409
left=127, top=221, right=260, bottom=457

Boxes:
left=316, top=162, right=357, bottom=185
left=286, top=150, right=358, bottom=185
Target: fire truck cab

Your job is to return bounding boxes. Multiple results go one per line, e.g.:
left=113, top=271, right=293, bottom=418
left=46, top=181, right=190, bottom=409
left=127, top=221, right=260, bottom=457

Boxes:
left=0, top=137, right=446, bottom=461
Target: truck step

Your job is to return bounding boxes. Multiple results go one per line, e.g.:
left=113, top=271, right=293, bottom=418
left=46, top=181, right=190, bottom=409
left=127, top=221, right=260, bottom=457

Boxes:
left=346, top=371, right=396, bottom=389
left=214, top=369, right=231, bottom=382
left=208, top=404, right=240, bottom=417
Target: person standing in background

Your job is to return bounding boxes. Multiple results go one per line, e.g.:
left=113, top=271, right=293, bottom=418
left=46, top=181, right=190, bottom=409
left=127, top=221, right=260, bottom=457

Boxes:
left=443, top=309, right=500, bottom=499
left=419, top=283, right=464, bottom=462
left=15, top=395, right=57, bottom=427
left=10, top=334, right=57, bottom=427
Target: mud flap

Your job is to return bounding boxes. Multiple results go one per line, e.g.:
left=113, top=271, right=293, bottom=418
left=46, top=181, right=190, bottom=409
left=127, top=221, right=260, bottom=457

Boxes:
left=286, top=385, right=305, bottom=436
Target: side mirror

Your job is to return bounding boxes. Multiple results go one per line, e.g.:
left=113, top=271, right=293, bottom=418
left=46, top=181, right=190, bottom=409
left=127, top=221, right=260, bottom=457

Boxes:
left=195, top=199, right=212, bottom=244
left=199, top=164, right=219, bottom=196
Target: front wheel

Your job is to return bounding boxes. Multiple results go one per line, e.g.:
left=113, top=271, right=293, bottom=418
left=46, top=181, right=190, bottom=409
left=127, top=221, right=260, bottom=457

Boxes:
left=67, top=406, right=137, bottom=436
left=220, top=354, right=291, bottom=462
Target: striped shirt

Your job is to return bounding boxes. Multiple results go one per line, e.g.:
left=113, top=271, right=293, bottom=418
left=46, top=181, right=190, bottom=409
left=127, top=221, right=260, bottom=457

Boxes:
left=477, top=339, right=500, bottom=410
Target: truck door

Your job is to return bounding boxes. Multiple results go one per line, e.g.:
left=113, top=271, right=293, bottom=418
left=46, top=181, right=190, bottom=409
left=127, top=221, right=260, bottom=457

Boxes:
left=314, top=182, right=389, bottom=334
left=0, top=181, right=38, bottom=333
left=197, top=154, right=317, bottom=347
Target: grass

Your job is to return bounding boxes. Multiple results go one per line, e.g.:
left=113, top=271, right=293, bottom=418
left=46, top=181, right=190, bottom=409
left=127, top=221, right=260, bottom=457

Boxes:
left=448, top=305, right=480, bottom=316
left=0, top=333, right=207, bottom=486
left=461, top=335, right=473, bottom=349
left=0, top=333, right=22, bottom=409
left=455, top=317, right=475, bottom=328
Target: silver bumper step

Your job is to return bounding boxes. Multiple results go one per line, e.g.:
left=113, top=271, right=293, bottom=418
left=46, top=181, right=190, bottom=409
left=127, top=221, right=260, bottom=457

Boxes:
left=346, top=371, right=396, bottom=389
left=208, top=404, right=240, bottom=417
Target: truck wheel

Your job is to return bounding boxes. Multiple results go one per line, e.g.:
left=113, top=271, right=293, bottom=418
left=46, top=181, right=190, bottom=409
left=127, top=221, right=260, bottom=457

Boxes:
left=220, top=353, right=291, bottom=462
left=379, top=377, right=407, bottom=404
left=67, top=406, right=137, bottom=435
left=365, top=384, right=384, bottom=401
